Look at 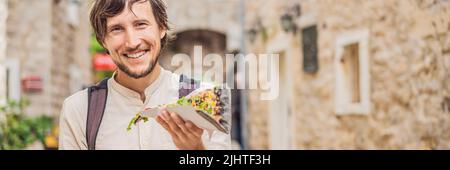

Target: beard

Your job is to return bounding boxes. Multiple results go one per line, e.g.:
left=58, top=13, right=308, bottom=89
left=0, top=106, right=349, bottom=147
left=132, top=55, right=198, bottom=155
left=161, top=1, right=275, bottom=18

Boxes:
left=115, top=54, right=160, bottom=79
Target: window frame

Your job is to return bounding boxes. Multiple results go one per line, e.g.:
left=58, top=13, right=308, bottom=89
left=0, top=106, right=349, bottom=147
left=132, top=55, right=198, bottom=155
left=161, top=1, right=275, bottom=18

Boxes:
left=5, top=58, right=21, bottom=102
left=334, top=29, right=371, bottom=115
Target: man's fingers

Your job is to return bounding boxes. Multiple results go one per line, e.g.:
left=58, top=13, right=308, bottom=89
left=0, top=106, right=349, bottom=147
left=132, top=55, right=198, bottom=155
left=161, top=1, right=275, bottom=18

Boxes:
left=157, top=110, right=206, bottom=149
left=168, top=111, right=200, bottom=140
left=162, top=110, right=187, bottom=139
left=185, top=123, right=201, bottom=138
left=169, top=111, right=189, bottom=133
left=156, top=115, right=179, bottom=139
left=185, top=121, right=204, bottom=138
left=162, top=110, right=179, bottom=131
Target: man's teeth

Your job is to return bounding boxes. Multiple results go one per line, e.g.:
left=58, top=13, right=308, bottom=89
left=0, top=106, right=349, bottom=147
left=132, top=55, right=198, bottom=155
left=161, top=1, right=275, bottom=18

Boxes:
left=126, top=51, right=146, bottom=58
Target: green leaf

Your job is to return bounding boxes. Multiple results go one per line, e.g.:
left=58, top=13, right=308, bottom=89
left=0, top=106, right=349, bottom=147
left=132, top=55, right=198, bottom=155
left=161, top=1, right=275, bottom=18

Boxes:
left=177, top=97, right=190, bottom=106
left=0, top=99, right=54, bottom=150
left=127, top=114, right=142, bottom=131
left=127, top=117, right=137, bottom=131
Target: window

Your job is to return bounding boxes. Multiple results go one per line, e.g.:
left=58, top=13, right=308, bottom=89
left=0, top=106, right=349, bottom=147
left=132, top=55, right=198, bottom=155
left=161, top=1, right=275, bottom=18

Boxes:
left=6, top=67, right=9, bottom=100
left=67, top=0, right=80, bottom=27
left=302, top=25, right=318, bottom=73
left=0, top=64, right=6, bottom=105
left=5, top=59, right=21, bottom=102
left=334, top=29, right=370, bottom=115
left=342, top=43, right=360, bottom=103
left=443, top=97, right=450, bottom=113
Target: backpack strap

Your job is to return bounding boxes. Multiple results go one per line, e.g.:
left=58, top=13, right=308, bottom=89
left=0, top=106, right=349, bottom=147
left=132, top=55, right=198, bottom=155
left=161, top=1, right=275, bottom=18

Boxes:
left=86, top=78, right=109, bottom=150
left=179, top=74, right=200, bottom=98
left=85, top=74, right=199, bottom=150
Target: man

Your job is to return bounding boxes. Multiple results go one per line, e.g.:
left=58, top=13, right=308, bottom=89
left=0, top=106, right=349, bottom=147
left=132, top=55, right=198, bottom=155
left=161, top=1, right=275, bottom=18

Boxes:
left=59, top=0, right=231, bottom=150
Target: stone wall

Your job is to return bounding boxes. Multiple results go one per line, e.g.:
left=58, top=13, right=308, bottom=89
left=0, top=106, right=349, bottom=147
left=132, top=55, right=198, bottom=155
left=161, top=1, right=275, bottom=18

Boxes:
left=6, top=0, right=92, bottom=117
left=246, top=0, right=450, bottom=149
left=164, top=0, right=243, bottom=54
left=165, top=0, right=239, bottom=35
left=50, top=0, right=92, bottom=117
left=6, top=0, right=53, bottom=116
left=0, top=0, right=6, bottom=104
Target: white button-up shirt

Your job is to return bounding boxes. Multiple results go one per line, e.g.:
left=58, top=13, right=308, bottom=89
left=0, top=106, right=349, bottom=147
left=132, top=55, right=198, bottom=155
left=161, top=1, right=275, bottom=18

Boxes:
left=59, top=68, right=231, bottom=150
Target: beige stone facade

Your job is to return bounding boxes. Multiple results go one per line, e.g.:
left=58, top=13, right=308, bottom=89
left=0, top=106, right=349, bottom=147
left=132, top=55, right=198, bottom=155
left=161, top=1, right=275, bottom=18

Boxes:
left=0, top=0, right=6, bottom=105
left=165, top=0, right=240, bottom=35
left=246, top=0, right=450, bottom=149
left=6, top=0, right=53, bottom=116
left=161, top=0, right=450, bottom=149
left=5, top=0, right=92, bottom=117
left=50, top=0, right=92, bottom=118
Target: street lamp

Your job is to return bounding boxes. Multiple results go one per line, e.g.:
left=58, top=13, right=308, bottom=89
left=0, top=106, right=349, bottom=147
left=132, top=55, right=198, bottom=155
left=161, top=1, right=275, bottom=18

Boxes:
left=280, top=13, right=294, bottom=33
left=247, top=18, right=264, bottom=43
left=280, top=3, right=301, bottom=34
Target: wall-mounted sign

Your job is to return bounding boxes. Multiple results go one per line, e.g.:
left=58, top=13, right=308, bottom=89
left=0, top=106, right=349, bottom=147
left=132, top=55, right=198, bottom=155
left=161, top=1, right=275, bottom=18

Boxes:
left=22, top=76, right=43, bottom=93
left=94, top=53, right=116, bottom=71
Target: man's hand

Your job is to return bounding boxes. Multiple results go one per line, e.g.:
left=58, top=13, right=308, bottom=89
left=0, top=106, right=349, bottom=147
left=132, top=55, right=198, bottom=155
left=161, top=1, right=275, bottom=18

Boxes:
left=156, top=109, right=205, bottom=150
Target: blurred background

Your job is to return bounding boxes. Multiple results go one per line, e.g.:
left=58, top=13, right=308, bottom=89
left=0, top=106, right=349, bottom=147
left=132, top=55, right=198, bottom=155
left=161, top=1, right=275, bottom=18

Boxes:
left=0, top=0, right=449, bottom=150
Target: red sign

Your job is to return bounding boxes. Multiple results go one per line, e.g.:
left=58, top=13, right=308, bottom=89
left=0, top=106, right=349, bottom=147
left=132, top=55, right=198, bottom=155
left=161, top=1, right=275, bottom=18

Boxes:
left=94, top=53, right=117, bottom=71
left=22, top=76, right=43, bottom=93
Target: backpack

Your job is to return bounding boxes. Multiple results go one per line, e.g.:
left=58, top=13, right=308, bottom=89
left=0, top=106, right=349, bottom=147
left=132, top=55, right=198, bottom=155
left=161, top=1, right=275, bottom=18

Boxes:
left=86, top=74, right=199, bottom=150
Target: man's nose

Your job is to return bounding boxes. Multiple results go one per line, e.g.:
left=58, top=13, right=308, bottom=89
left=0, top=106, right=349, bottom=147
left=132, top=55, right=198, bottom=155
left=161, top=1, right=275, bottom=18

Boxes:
left=125, top=29, right=140, bottom=48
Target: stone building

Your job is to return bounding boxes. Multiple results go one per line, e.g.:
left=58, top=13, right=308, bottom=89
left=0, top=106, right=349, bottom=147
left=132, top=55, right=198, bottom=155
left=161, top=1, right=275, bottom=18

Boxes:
left=245, top=0, right=450, bottom=149
left=162, top=0, right=450, bottom=149
left=4, top=0, right=92, bottom=117
left=0, top=0, right=6, bottom=105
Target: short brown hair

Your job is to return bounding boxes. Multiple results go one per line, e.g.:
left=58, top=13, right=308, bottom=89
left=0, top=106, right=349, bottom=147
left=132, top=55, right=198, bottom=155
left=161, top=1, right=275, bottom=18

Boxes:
left=90, top=0, right=170, bottom=50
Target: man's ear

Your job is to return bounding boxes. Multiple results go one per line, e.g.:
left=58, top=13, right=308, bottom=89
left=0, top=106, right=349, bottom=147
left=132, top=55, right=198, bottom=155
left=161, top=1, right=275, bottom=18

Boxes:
left=160, top=29, right=167, bottom=39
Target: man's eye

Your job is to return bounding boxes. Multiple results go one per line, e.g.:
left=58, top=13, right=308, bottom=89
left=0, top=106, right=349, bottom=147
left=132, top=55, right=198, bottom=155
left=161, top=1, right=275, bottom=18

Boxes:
left=110, top=27, right=123, bottom=33
left=136, top=23, right=148, bottom=28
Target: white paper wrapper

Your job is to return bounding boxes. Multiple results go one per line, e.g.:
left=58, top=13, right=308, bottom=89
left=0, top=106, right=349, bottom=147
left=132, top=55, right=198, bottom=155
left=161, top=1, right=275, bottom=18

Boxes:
left=140, top=105, right=228, bottom=138
left=138, top=84, right=232, bottom=137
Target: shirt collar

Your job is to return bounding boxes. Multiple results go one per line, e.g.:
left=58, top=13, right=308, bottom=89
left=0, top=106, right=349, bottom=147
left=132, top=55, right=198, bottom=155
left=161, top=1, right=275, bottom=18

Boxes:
left=109, top=67, right=167, bottom=101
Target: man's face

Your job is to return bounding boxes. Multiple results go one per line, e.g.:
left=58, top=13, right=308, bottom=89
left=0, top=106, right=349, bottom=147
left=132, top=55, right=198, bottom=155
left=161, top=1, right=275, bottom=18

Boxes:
left=103, top=1, right=166, bottom=79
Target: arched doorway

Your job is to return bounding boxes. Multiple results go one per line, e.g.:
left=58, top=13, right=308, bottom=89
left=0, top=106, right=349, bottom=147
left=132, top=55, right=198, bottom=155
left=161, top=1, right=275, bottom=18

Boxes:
left=160, top=29, right=226, bottom=78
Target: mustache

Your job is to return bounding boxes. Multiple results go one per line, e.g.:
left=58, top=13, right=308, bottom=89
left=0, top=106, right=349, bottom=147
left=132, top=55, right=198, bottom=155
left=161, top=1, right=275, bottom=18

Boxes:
left=121, top=44, right=151, bottom=54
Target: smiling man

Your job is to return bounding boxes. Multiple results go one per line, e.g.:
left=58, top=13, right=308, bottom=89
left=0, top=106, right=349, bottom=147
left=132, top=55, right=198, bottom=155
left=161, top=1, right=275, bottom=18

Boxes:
left=58, top=0, right=231, bottom=150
